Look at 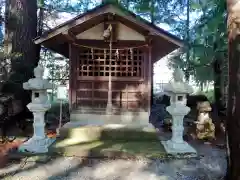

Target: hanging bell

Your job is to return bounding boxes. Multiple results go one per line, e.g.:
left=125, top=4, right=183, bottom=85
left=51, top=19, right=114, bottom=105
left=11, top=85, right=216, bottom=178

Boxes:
left=103, top=24, right=112, bottom=39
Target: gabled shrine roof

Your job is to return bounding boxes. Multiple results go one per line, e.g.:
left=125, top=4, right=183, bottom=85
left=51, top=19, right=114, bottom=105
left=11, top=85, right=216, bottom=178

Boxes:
left=34, top=2, right=183, bottom=59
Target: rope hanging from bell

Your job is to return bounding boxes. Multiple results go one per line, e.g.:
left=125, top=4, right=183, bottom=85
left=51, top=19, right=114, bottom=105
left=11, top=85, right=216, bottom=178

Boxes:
left=103, top=24, right=113, bottom=62
left=115, top=49, right=119, bottom=60
left=91, top=48, right=94, bottom=59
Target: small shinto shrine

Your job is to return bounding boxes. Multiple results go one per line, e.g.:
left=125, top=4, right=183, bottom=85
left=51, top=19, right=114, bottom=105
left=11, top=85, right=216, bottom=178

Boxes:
left=34, top=3, right=183, bottom=128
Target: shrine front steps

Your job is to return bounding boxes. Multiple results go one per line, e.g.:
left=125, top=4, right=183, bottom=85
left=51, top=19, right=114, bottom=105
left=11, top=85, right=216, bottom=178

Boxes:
left=53, top=110, right=160, bottom=156
left=63, top=110, right=155, bottom=141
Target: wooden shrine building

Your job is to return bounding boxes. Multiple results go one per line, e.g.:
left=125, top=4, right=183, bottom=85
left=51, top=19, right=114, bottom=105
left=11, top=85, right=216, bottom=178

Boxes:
left=34, top=3, right=183, bottom=127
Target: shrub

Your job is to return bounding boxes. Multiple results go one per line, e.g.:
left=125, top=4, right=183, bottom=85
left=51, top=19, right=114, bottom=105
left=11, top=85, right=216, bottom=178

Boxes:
left=203, top=90, right=215, bottom=103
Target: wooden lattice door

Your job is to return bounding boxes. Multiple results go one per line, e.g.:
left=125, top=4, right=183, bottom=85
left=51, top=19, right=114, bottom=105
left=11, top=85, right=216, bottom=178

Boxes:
left=76, top=46, right=146, bottom=110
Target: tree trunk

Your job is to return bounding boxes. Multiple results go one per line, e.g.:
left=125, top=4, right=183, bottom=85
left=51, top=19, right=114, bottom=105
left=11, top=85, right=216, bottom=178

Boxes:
left=4, top=0, right=38, bottom=106
left=226, top=0, right=240, bottom=179
left=212, top=57, right=225, bottom=136
left=213, top=58, right=223, bottom=113
left=150, top=0, right=155, bottom=23
left=185, top=0, right=190, bottom=82
left=36, top=0, right=44, bottom=64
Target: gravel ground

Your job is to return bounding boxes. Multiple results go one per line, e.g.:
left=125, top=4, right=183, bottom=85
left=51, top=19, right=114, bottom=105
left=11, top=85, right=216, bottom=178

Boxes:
left=0, top=142, right=226, bottom=180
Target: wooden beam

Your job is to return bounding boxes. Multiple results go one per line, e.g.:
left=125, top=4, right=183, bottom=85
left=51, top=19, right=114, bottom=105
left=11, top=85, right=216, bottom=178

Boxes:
left=74, top=39, right=146, bottom=48
left=43, top=40, right=69, bottom=57
left=62, top=30, right=77, bottom=42
left=145, top=34, right=153, bottom=44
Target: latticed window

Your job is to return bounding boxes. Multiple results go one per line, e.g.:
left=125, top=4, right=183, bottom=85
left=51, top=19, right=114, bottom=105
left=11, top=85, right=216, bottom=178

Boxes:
left=78, top=48, right=143, bottom=77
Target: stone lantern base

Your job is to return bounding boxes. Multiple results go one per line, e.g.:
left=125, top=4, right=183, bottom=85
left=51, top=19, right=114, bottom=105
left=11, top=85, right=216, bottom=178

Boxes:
left=18, top=103, right=56, bottom=153
left=18, top=137, right=56, bottom=153
left=162, top=140, right=197, bottom=155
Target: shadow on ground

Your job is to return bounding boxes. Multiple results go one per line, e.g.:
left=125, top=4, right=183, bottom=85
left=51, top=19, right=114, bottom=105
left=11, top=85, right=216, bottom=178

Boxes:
left=0, top=127, right=227, bottom=180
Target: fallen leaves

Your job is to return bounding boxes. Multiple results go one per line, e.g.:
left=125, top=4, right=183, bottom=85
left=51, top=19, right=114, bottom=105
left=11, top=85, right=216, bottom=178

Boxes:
left=0, top=140, right=23, bottom=168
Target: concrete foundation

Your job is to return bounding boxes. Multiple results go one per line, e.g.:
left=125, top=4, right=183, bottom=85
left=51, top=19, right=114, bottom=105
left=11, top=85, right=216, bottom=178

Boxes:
left=70, top=110, right=151, bottom=127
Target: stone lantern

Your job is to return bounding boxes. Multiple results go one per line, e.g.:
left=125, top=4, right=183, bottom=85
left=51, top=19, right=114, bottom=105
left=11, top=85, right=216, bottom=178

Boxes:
left=161, top=68, right=196, bottom=155
left=18, top=65, right=56, bottom=153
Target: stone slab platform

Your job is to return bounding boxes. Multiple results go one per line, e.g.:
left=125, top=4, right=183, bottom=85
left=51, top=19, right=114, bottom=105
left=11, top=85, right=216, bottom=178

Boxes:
left=70, top=111, right=150, bottom=126
left=59, top=123, right=158, bottom=144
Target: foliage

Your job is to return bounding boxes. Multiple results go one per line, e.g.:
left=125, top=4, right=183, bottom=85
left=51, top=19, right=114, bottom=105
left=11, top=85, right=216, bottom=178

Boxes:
left=195, top=89, right=215, bottom=103
left=204, top=89, right=215, bottom=103
left=39, top=49, right=69, bottom=82
left=131, top=0, right=226, bottom=85
left=170, top=0, right=227, bottom=85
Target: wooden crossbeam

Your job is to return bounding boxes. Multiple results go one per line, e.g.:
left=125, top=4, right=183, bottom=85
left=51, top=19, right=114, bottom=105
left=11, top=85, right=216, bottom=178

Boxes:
left=62, top=30, right=77, bottom=42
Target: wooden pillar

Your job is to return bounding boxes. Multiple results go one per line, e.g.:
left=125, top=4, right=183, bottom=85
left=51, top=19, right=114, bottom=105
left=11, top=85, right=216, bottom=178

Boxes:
left=148, top=45, right=152, bottom=114
left=144, top=36, right=153, bottom=115
left=69, top=44, right=72, bottom=110
left=69, top=44, right=77, bottom=109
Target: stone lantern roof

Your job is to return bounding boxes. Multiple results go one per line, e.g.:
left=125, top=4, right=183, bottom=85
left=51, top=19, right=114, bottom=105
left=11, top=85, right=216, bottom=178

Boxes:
left=23, top=65, right=52, bottom=90
left=163, top=68, right=193, bottom=94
